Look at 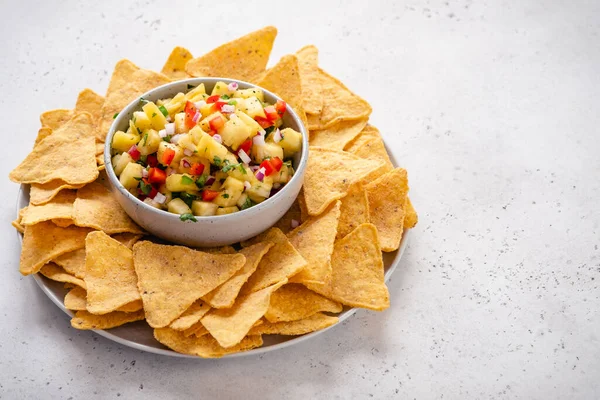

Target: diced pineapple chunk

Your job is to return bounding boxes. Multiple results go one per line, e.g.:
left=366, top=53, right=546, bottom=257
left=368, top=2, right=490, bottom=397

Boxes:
left=185, top=84, right=206, bottom=102
left=272, top=164, right=291, bottom=184
left=235, top=110, right=263, bottom=135
left=192, top=200, right=218, bottom=216
left=278, top=128, right=303, bottom=158
left=189, top=126, right=207, bottom=144
left=251, top=142, right=284, bottom=164
left=225, top=162, right=252, bottom=182
left=119, top=163, right=143, bottom=190
left=174, top=112, right=187, bottom=134
left=216, top=206, right=239, bottom=215
left=167, top=198, right=192, bottom=215
left=177, top=133, right=196, bottom=152
left=143, top=198, right=161, bottom=209
left=164, top=93, right=186, bottom=116
left=233, top=88, right=264, bottom=102
left=137, top=129, right=161, bottom=155
left=165, top=174, right=198, bottom=193
left=113, top=152, right=133, bottom=176
left=220, top=114, right=251, bottom=150
left=211, top=81, right=233, bottom=97
left=238, top=97, right=266, bottom=119
left=246, top=176, right=273, bottom=203
left=112, top=131, right=140, bottom=152
left=214, top=177, right=244, bottom=207
left=142, top=102, right=168, bottom=131
left=157, top=141, right=184, bottom=167
left=236, top=193, right=249, bottom=208
left=197, top=134, right=229, bottom=164
left=158, top=185, right=173, bottom=204
left=198, top=101, right=216, bottom=118
left=133, top=111, right=152, bottom=131
left=199, top=112, right=226, bottom=132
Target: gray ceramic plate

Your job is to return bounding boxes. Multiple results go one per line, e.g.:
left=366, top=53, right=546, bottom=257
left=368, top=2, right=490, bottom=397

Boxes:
left=15, top=149, right=411, bottom=358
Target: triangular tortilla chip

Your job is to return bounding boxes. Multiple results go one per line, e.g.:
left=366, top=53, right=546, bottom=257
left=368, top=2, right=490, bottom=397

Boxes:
left=296, top=45, right=323, bottom=115
left=133, top=241, right=246, bottom=327
left=336, top=183, right=369, bottom=240
left=201, top=280, right=286, bottom=348
left=71, top=310, right=145, bottom=330
left=112, top=233, right=143, bottom=248
left=84, top=231, right=141, bottom=315
left=20, top=190, right=76, bottom=226
left=75, top=88, right=105, bottom=121
left=72, top=182, right=144, bottom=234
left=29, top=183, right=82, bottom=206
left=249, top=313, right=338, bottom=336
left=265, top=284, right=342, bottom=323
left=12, top=207, right=26, bottom=233
left=40, top=109, right=74, bottom=130
left=53, top=248, right=86, bottom=278
left=183, top=321, right=210, bottom=338
left=307, top=223, right=389, bottom=311
left=116, top=300, right=144, bottom=312
left=154, top=328, right=263, bottom=358
left=240, top=228, right=306, bottom=294
left=202, top=242, right=274, bottom=309
left=40, top=263, right=87, bottom=289
left=365, top=168, right=409, bottom=252
left=287, top=201, right=341, bottom=285
left=20, top=222, right=91, bottom=275
left=306, top=68, right=372, bottom=130
left=344, top=125, right=394, bottom=174
left=404, top=197, right=418, bottom=229
left=169, top=301, right=212, bottom=331
left=303, top=147, right=384, bottom=216
left=35, top=127, right=53, bottom=145
left=309, top=118, right=368, bottom=150
left=161, top=46, right=193, bottom=80
left=10, top=113, right=99, bottom=185
left=64, top=286, right=87, bottom=311
left=98, top=59, right=171, bottom=141
left=185, top=26, right=277, bottom=82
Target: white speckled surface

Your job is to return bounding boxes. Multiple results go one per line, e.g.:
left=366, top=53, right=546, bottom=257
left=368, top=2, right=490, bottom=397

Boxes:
left=2, top=0, right=599, bottom=399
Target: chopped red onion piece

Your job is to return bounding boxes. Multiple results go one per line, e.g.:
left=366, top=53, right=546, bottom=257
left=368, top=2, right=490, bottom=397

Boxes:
left=166, top=167, right=175, bottom=176
left=165, top=123, right=175, bottom=136
left=153, top=192, right=167, bottom=204
left=258, top=128, right=266, bottom=136
left=250, top=165, right=260, bottom=172
left=273, top=129, right=282, bottom=143
left=213, top=134, right=222, bottom=144
left=238, top=149, right=251, bottom=164
left=256, top=167, right=266, bottom=182
left=142, top=169, right=149, bottom=178
left=194, top=100, right=207, bottom=109
left=183, top=149, right=193, bottom=157
left=181, top=159, right=191, bottom=168
left=243, top=181, right=251, bottom=191
left=291, top=219, right=300, bottom=229
left=253, top=134, right=265, bottom=147
left=227, top=82, right=238, bottom=91
left=221, top=104, right=235, bottom=113
left=170, top=134, right=184, bottom=144
left=205, top=175, right=216, bottom=185
left=158, top=129, right=167, bottom=138
left=192, top=111, right=200, bottom=123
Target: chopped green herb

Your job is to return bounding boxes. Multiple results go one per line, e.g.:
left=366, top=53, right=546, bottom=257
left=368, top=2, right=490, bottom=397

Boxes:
left=136, top=127, right=142, bottom=135
left=158, top=105, right=169, bottom=117
left=139, top=180, right=152, bottom=195
left=222, top=162, right=247, bottom=174
left=179, top=192, right=197, bottom=208
left=141, top=132, right=149, bottom=146
left=113, top=113, right=119, bottom=119
left=213, top=156, right=222, bottom=167
left=139, top=97, right=149, bottom=105
left=228, top=100, right=237, bottom=105
left=180, top=213, right=197, bottom=222
left=187, top=84, right=195, bottom=89
left=222, top=193, right=229, bottom=199
left=181, top=175, right=195, bottom=185
left=162, top=135, right=172, bottom=142
left=240, top=197, right=255, bottom=210
left=195, top=175, right=207, bottom=189
left=152, top=112, right=157, bottom=118
left=134, top=176, right=143, bottom=181
left=220, top=94, right=230, bottom=100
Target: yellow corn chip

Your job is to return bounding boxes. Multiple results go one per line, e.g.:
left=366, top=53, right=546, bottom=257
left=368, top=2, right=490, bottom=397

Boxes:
left=52, top=218, right=73, bottom=227
left=64, top=286, right=87, bottom=310
left=112, top=232, right=144, bottom=248
left=240, top=228, right=306, bottom=294
left=336, top=183, right=369, bottom=240
left=307, top=223, right=389, bottom=311
left=169, top=301, right=212, bottom=331
left=10, top=113, right=99, bottom=185
left=203, top=245, right=237, bottom=254
left=154, top=328, right=263, bottom=358
left=20, top=190, right=76, bottom=226
left=117, top=300, right=144, bottom=312
left=344, top=125, right=394, bottom=174
left=287, top=201, right=341, bottom=285
left=72, top=182, right=144, bottom=234
left=40, top=109, right=74, bottom=130
left=201, top=280, right=286, bottom=348
left=296, top=45, right=323, bottom=115
left=12, top=207, right=27, bottom=233
left=183, top=320, right=209, bottom=338
left=98, top=59, right=171, bottom=141
left=95, top=141, right=105, bottom=156
left=53, top=248, right=85, bottom=278
left=133, top=241, right=246, bottom=327
left=309, top=118, right=368, bottom=150
left=307, top=68, right=372, bottom=130
left=185, top=26, right=277, bottom=82
left=29, top=183, right=82, bottom=206
left=39, top=263, right=86, bottom=289
left=303, top=147, right=384, bottom=216
left=404, top=197, right=418, bottom=229
left=265, top=284, right=342, bottom=323
left=161, top=46, right=193, bottom=80
left=35, top=127, right=53, bottom=145
left=365, top=168, right=409, bottom=252
left=71, top=310, right=145, bottom=330
left=75, top=88, right=105, bottom=122
left=84, top=231, right=141, bottom=315
left=202, top=242, right=274, bottom=309
left=20, top=222, right=90, bottom=275
left=249, top=313, right=338, bottom=336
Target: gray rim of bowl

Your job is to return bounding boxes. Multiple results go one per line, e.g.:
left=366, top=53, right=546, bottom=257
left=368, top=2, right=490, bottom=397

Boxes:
left=103, top=77, right=309, bottom=223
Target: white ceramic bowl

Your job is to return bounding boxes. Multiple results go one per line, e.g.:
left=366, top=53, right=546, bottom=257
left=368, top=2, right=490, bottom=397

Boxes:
left=104, top=78, right=308, bottom=247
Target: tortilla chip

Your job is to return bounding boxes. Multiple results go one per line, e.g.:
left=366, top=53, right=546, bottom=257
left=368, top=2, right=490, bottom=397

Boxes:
left=39, top=263, right=86, bottom=289
left=84, top=231, right=141, bottom=314
left=298, top=189, right=309, bottom=222
left=53, top=248, right=86, bottom=278
left=203, top=245, right=237, bottom=254
left=29, top=183, right=82, bottom=206
left=20, top=190, right=76, bottom=226
left=71, top=310, right=145, bottom=330
left=337, top=183, right=369, bottom=240
left=133, top=241, right=246, bottom=327
left=240, top=228, right=306, bottom=294
left=249, top=313, right=338, bottom=336
left=112, top=232, right=143, bottom=248
left=10, top=113, right=99, bottom=185
left=344, top=125, right=394, bottom=174
left=404, top=197, right=418, bottom=229
left=35, top=127, right=53, bottom=145
left=154, top=328, right=263, bottom=358
left=201, top=280, right=286, bottom=348
left=287, top=201, right=340, bottom=285
left=20, top=222, right=91, bottom=275
left=296, top=45, right=323, bottom=115
left=183, top=320, right=210, bottom=338
left=308, top=223, right=389, bottom=311
left=52, top=218, right=73, bottom=227
left=64, top=286, right=87, bottom=311
left=161, top=46, right=193, bottom=80
left=365, top=168, right=409, bottom=252
left=309, top=118, right=368, bottom=150
left=303, top=147, right=384, bottom=216
left=169, top=301, right=211, bottom=331
left=185, top=26, right=277, bottom=82
left=265, top=283, right=342, bottom=323
left=72, top=182, right=144, bottom=234
left=98, top=59, right=171, bottom=141
left=40, top=109, right=74, bottom=130
left=75, top=88, right=105, bottom=122
left=202, top=242, right=274, bottom=309
left=12, top=207, right=27, bottom=233
left=307, top=68, right=372, bottom=130
left=116, top=300, right=144, bottom=312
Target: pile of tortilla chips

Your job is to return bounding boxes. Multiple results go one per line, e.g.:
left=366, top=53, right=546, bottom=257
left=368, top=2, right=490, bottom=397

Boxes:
left=9, top=26, right=417, bottom=358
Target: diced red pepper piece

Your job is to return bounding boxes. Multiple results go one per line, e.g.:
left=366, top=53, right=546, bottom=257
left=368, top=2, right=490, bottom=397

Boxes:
left=206, top=95, right=220, bottom=104
left=209, top=115, right=225, bottom=132
left=148, top=186, right=158, bottom=199
left=184, top=101, right=198, bottom=129
left=254, top=116, right=272, bottom=129
left=161, top=148, right=175, bottom=166
left=264, top=106, right=279, bottom=122
left=269, top=156, right=283, bottom=173
left=214, top=100, right=228, bottom=112
left=128, top=145, right=140, bottom=161
left=260, top=160, right=275, bottom=176
left=148, top=167, right=166, bottom=184
left=190, top=163, right=205, bottom=176
left=275, top=100, right=286, bottom=115
left=238, top=139, right=252, bottom=155
left=146, top=154, right=158, bottom=167
left=202, top=190, right=219, bottom=201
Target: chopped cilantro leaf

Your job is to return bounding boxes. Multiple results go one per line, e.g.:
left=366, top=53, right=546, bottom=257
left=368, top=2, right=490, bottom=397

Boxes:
left=139, top=97, right=149, bottom=105
left=228, top=100, right=237, bottom=105
left=179, top=192, right=197, bottom=208
left=240, top=197, right=255, bottom=210
left=113, top=113, right=119, bottom=119
left=195, top=175, right=207, bottom=189
left=213, top=156, right=222, bottom=167
left=222, top=193, right=229, bottom=199
left=141, top=132, right=149, bottom=146
left=181, top=175, right=195, bottom=185
left=220, top=94, right=230, bottom=100
left=158, top=105, right=169, bottom=117
left=180, top=213, right=197, bottom=222
left=139, top=180, right=152, bottom=195
left=162, top=135, right=172, bottom=142
left=152, top=112, right=157, bottom=118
